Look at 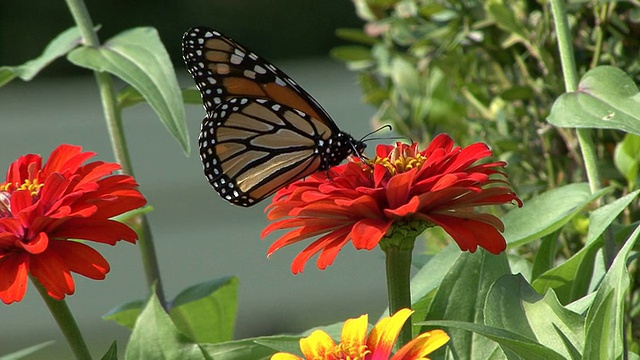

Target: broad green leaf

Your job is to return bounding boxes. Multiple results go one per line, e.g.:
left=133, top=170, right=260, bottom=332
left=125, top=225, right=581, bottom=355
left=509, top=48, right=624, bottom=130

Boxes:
left=548, top=66, right=640, bottom=135
left=502, top=183, right=610, bottom=247
left=533, top=190, right=640, bottom=304
left=531, top=239, right=602, bottom=305
left=125, top=293, right=207, bottom=360
left=485, top=275, right=584, bottom=359
left=118, top=87, right=202, bottom=109
left=253, top=336, right=304, bottom=356
left=103, top=299, right=144, bottom=329
left=531, top=231, right=560, bottom=281
left=0, top=27, right=83, bottom=87
left=0, top=341, right=54, bottom=360
left=67, top=27, right=189, bottom=153
left=169, top=277, right=239, bottom=344
left=420, top=320, right=566, bottom=360
left=391, top=56, right=421, bottom=97
left=586, top=190, right=640, bottom=245
left=410, top=244, right=463, bottom=326
left=423, top=251, right=511, bottom=359
left=199, top=337, right=290, bottom=360
left=584, top=224, right=640, bottom=359
left=614, top=134, right=640, bottom=186
left=100, top=342, right=118, bottom=360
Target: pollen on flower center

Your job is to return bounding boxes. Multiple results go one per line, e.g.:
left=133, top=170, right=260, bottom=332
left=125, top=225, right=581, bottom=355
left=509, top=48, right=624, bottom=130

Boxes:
left=0, top=179, right=44, bottom=196
left=369, top=152, right=426, bottom=175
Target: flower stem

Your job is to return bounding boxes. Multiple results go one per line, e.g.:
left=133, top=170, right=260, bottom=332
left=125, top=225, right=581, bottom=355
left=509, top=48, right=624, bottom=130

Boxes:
left=549, top=0, right=601, bottom=195
left=383, top=244, right=414, bottom=350
left=64, top=0, right=167, bottom=306
left=32, top=277, right=92, bottom=360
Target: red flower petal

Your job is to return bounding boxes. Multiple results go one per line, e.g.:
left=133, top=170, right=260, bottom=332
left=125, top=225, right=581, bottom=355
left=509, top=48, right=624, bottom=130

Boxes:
left=0, top=253, right=29, bottom=304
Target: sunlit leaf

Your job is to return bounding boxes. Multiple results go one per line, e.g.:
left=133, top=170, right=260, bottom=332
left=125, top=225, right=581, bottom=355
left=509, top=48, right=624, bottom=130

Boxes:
left=422, top=251, right=511, bottom=359
left=502, top=183, right=611, bottom=247
left=0, top=27, right=83, bottom=87
left=486, top=275, right=584, bottom=359
left=103, top=300, right=144, bottom=329
left=126, top=293, right=207, bottom=360
left=170, top=277, right=239, bottom=344
left=548, top=66, right=640, bottom=135
left=584, top=224, right=640, bottom=359
left=68, top=27, right=189, bottom=153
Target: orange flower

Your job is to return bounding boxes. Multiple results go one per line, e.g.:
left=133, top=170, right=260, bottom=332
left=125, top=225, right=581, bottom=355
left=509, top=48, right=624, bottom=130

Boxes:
left=271, top=308, right=449, bottom=360
left=263, top=135, right=522, bottom=273
left=0, top=144, right=146, bottom=303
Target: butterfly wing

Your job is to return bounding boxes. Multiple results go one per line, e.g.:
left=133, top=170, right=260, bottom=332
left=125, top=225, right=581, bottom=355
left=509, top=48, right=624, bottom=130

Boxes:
left=182, top=26, right=336, bottom=129
left=182, top=27, right=363, bottom=206
left=200, top=97, right=343, bottom=206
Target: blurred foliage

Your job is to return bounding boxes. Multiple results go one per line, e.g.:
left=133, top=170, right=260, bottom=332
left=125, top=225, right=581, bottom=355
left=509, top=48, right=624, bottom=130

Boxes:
left=0, top=0, right=363, bottom=76
left=332, top=0, right=640, bottom=198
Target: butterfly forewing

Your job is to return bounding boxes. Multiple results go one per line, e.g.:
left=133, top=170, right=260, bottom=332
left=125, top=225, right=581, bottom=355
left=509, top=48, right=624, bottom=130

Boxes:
left=182, top=26, right=365, bottom=206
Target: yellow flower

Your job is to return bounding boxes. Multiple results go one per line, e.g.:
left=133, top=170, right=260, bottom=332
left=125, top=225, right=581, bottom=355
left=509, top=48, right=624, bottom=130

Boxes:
left=271, top=309, right=449, bottom=360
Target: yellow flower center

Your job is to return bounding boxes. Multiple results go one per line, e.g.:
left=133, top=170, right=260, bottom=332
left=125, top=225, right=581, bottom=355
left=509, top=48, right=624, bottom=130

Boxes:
left=0, top=179, right=44, bottom=196
left=367, top=144, right=427, bottom=175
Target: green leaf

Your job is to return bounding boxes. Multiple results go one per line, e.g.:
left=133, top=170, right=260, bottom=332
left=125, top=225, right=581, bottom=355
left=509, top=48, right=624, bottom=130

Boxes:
left=125, top=293, right=208, bottom=360
left=100, top=341, right=118, bottom=360
left=103, top=300, right=144, bottom=329
left=486, top=0, right=527, bottom=38
left=419, top=320, right=566, bottom=360
left=584, top=224, right=640, bottom=359
left=169, top=277, right=239, bottom=344
left=614, top=134, right=640, bottom=186
left=0, top=341, right=54, bottom=360
left=422, top=251, right=511, bottom=359
left=118, top=87, right=202, bottom=109
left=502, top=183, right=610, bottom=247
left=334, top=28, right=378, bottom=45
left=531, top=239, right=602, bottom=305
left=533, top=190, right=640, bottom=304
left=253, top=336, right=304, bottom=355
left=199, top=337, right=290, bottom=360
left=67, top=27, right=189, bottom=154
left=485, top=275, right=584, bottom=359
left=410, top=244, right=463, bottom=327
left=0, top=27, right=83, bottom=87
left=330, top=45, right=374, bottom=62
left=548, top=66, right=640, bottom=135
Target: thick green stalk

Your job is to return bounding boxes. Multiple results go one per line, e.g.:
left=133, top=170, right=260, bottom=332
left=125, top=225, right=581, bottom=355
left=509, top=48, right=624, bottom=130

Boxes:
left=33, top=277, right=92, bottom=360
left=64, top=0, right=166, bottom=306
left=549, top=0, right=601, bottom=195
left=382, top=243, right=414, bottom=351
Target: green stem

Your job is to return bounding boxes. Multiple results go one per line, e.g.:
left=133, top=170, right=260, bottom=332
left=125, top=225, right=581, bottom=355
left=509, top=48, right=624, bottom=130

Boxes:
left=549, top=0, right=601, bottom=195
left=32, top=277, right=92, bottom=360
left=383, top=244, right=414, bottom=351
left=64, top=0, right=166, bottom=306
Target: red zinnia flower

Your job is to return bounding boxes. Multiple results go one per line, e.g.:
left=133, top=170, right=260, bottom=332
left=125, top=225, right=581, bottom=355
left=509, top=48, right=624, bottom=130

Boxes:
left=0, top=144, right=146, bottom=304
left=262, top=134, right=522, bottom=273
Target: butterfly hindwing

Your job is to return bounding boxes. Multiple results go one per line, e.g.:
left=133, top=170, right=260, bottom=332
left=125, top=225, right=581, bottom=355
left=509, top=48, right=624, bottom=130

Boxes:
left=200, top=97, right=335, bottom=206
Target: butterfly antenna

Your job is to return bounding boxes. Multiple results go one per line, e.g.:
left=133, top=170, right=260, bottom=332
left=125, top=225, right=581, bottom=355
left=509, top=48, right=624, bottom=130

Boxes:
left=359, top=124, right=393, bottom=142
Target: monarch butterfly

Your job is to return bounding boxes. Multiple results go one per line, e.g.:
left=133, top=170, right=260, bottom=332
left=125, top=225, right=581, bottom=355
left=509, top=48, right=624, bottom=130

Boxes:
left=182, top=27, right=365, bottom=207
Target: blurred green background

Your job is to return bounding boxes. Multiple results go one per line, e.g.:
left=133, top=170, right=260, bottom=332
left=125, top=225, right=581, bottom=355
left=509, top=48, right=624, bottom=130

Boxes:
left=0, top=1, right=395, bottom=358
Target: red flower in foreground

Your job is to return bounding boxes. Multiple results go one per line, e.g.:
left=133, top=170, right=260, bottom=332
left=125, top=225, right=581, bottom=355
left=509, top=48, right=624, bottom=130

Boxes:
left=0, top=145, right=146, bottom=303
left=262, top=134, right=522, bottom=273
